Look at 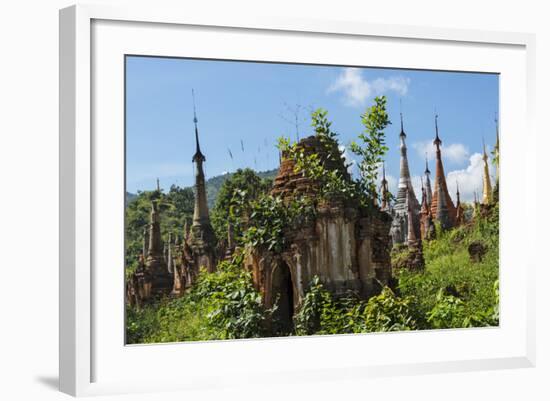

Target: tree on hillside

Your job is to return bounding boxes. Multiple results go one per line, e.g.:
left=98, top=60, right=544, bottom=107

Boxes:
left=210, top=168, right=272, bottom=242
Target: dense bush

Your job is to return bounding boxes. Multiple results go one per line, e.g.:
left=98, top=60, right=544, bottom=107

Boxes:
left=126, top=252, right=272, bottom=343
left=294, top=277, right=418, bottom=336
left=210, top=168, right=272, bottom=241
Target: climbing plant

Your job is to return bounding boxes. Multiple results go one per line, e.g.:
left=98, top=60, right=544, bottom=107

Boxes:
left=278, top=108, right=359, bottom=204
left=241, top=194, right=315, bottom=253
left=349, top=95, right=391, bottom=207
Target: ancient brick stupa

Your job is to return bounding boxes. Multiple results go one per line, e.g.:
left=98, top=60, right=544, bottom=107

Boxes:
left=188, top=91, right=218, bottom=273
left=390, top=113, right=421, bottom=245
left=379, top=163, right=390, bottom=212
left=430, top=114, right=457, bottom=230
left=145, top=201, right=173, bottom=297
left=245, top=134, right=393, bottom=330
left=493, top=116, right=500, bottom=202
left=455, top=182, right=465, bottom=226
left=481, top=140, right=493, bottom=205
left=424, top=156, right=433, bottom=208
left=420, top=180, right=435, bottom=240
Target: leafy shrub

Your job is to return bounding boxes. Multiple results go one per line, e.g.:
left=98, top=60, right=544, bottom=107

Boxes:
left=360, top=287, right=418, bottom=332
left=426, top=289, right=466, bottom=329
left=126, top=253, right=272, bottom=343
left=210, top=168, right=271, bottom=240
left=295, top=277, right=417, bottom=336
left=242, top=194, right=315, bottom=253
left=294, top=276, right=333, bottom=335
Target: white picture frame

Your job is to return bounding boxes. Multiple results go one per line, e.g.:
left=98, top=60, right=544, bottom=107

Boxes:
left=59, top=4, right=536, bottom=397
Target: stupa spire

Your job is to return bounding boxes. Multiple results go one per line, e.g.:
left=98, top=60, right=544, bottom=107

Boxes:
left=433, top=113, right=442, bottom=149
left=406, top=191, right=418, bottom=244
left=424, top=154, right=433, bottom=208
left=481, top=138, right=493, bottom=205
left=420, top=177, right=428, bottom=214
left=396, top=111, right=417, bottom=205
left=190, top=90, right=210, bottom=226
left=430, top=113, right=456, bottom=229
left=144, top=200, right=172, bottom=295
left=494, top=113, right=500, bottom=184
left=166, top=232, right=173, bottom=274
left=192, top=89, right=205, bottom=163
left=142, top=227, right=149, bottom=258
left=390, top=107, right=420, bottom=245
left=380, top=162, right=390, bottom=211
left=147, top=201, right=162, bottom=257
left=419, top=177, right=434, bottom=240
left=455, top=181, right=464, bottom=225
left=188, top=90, right=217, bottom=273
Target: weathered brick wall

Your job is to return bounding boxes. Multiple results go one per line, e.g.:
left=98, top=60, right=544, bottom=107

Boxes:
left=246, top=135, right=393, bottom=309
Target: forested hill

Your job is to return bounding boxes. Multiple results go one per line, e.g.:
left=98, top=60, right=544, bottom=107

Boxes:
left=205, top=169, right=277, bottom=209
left=126, top=168, right=278, bottom=209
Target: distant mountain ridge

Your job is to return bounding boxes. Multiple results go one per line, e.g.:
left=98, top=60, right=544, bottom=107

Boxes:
left=126, top=168, right=279, bottom=208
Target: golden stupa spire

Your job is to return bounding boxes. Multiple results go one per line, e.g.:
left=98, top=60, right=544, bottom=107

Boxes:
left=481, top=137, right=493, bottom=205
left=494, top=113, right=500, bottom=184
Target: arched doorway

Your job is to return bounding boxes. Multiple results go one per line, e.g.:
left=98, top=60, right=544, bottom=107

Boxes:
left=271, top=262, right=294, bottom=335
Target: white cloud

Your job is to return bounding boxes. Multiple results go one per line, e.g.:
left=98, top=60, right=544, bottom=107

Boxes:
left=446, top=152, right=496, bottom=203
left=412, top=140, right=469, bottom=165
left=328, top=68, right=410, bottom=107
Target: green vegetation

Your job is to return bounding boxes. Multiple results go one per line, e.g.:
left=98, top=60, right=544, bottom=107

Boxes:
left=210, top=168, right=272, bottom=241
left=397, top=204, right=499, bottom=329
left=294, top=277, right=418, bottom=335
left=350, top=96, right=391, bottom=206
left=127, top=252, right=273, bottom=343
left=205, top=168, right=277, bottom=209
left=125, top=185, right=194, bottom=276
left=126, top=96, right=499, bottom=343
left=126, top=202, right=499, bottom=343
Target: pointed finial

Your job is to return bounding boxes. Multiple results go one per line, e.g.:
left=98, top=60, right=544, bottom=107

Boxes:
left=191, top=89, right=205, bottom=162
left=382, top=162, right=387, bottom=182
left=399, top=99, right=405, bottom=137
left=482, top=136, right=488, bottom=160
left=433, top=112, right=442, bottom=147
left=192, top=89, right=198, bottom=125
left=156, top=177, right=160, bottom=192
left=424, top=153, right=431, bottom=174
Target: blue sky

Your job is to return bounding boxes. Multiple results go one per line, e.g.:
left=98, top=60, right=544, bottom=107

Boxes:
left=126, top=56, right=499, bottom=202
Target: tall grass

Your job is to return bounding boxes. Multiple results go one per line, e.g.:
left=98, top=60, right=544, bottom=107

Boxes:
left=397, top=205, right=499, bottom=329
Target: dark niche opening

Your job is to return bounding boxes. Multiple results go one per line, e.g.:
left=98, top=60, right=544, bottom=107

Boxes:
left=271, top=262, right=294, bottom=335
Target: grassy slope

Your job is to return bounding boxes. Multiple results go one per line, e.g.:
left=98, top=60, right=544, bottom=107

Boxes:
left=395, top=205, right=499, bottom=328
